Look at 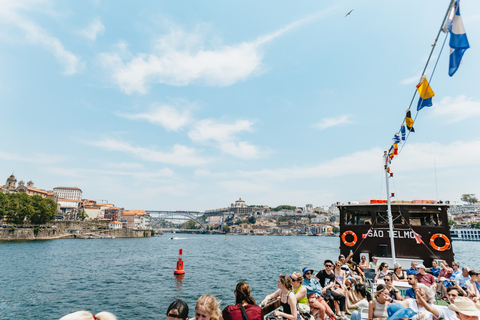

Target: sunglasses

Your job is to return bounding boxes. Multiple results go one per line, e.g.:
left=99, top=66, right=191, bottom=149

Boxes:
left=384, top=279, right=391, bottom=281
left=305, top=271, right=313, bottom=275
left=325, top=264, right=333, bottom=268
left=292, top=278, right=299, bottom=282
left=407, top=277, right=414, bottom=280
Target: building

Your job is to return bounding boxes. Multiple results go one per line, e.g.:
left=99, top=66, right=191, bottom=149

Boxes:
left=104, top=207, right=123, bottom=221
left=122, top=210, right=151, bottom=229
left=53, top=186, right=82, bottom=201
left=108, top=221, right=123, bottom=229
left=0, top=174, right=56, bottom=200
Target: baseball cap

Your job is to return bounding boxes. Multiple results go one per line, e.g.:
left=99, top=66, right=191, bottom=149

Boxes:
left=167, top=300, right=189, bottom=320
left=417, top=264, right=426, bottom=269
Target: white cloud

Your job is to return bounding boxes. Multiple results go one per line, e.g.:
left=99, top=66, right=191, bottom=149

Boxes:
left=399, top=74, right=421, bottom=86
left=0, top=151, right=66, bottom=164
left=99, top=12, right=328, bottom=94
left=79, top=18, right=105, bottom=41
left=117, top=104, right=192, bottom=131
left=430, top=95, right=480, bottom=122
left=314, top=114, right=352, bottom=130
left=0, top=0, right=83, bottom=75
left=88, top=138, right=209, bottom=167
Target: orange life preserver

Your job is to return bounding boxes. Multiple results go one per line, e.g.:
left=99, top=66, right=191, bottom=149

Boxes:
left=430, top=233, right=450, bottom=251
left=342, top=231, right=357, bottom=247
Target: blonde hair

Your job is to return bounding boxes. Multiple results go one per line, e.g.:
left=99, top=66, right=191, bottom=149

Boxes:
left=292, top=271, right=303, bottom=282
left=195, top=294, right=221, bottom=320
left=375, top=284, right=387, bottom=299
left=59, top=311, right=117, bottom=320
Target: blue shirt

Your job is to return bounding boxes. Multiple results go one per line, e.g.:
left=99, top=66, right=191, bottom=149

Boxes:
left=406, top=268, right=418, bottom=276
left=430, top=267, right=440, bottom=278
left=302, top=277, right=323, bottom=297
left=451, top=269, right=461, bottom=281
left=405, top=287, right=416, bottom=299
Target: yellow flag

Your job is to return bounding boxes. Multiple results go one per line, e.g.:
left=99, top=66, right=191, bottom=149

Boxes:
left=416, top=76, right=435, bottom=99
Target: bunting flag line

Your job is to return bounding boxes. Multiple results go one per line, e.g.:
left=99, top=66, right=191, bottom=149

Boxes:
left=401, top=125, right=406, bottom=141
left=449, top=0, right=470, bottom=76
left=405, top=110, right=415, bottom=132
left=416, top=76, right=435, bottom=111
left=394, top=143, right=398, bottom=155
left=393, top=133, right=400, bottom=144
left=412, top=230, right=423, bottom=244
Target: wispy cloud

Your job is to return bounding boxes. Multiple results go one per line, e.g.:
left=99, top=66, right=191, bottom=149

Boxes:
left=314, top=114, right=352, bottom=130
left=99, top=12, right=328, bottom=94
left=88, top=138, right=209, bottom=167
left=79, top=18, right=105, bottom=41
left=430, top=95, right=480, bottom=122
left=0, top=151, right=66, bottom=164
left=189, top=119, right=268, bottom=159
left=0, top=0, right=83, bottom=75
left=399, top=74, right=421, bottom=86
left=117, top=104, right=193, bottom=131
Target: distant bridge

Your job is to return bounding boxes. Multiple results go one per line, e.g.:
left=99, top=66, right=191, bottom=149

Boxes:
left=146, top=210, right=208, bottom=229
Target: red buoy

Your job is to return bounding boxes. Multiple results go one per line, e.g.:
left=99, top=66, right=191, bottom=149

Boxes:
left=174, top=249, right=185, bottom=275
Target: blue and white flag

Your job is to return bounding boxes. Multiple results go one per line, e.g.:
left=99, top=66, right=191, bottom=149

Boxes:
left=400, top=125, right=406, bottom=141
left=393, top=133, right=400, bottom=144
left=449, top=1, right=470, bottom=76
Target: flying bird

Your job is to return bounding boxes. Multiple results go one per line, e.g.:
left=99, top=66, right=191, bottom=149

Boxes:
left=345, top=9, right=354, bottom=17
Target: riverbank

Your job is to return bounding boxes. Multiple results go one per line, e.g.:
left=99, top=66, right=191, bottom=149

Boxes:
left=0, top=220, right=152, bottom=240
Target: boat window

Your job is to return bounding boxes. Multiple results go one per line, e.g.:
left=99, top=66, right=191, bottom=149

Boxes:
left=409, top=212, right=443, bottom=226
left=375, top=211, right=404, bottom=225
left=344, top=210, right=372, bottom=225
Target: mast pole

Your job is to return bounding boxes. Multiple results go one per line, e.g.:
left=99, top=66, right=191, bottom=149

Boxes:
left=384, top=151, right=396, bottom=265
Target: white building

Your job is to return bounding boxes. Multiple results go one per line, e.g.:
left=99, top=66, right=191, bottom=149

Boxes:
left=108, top=221, right=123, bottom=229
left=53, top=187, right=82, bottom=201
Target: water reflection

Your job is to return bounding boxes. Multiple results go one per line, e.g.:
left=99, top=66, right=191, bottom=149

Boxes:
left=175, top=274, right=184, bottom=291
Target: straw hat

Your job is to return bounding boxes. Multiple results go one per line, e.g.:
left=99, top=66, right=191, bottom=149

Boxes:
left=448, top=297, right=480, bottom=317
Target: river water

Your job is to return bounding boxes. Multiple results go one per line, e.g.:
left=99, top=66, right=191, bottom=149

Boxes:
left=0, top=234, right=478, bottom=319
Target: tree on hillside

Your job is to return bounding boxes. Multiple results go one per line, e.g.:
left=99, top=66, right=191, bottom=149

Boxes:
left=461, top=194, right=478, bottom=204
left=223, top=225, right=230, bottom=233
left=248, top=216, right=256, bottom=224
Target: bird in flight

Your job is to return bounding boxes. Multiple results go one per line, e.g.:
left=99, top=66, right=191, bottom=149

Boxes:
left=345, top=9, right=354, bottom=17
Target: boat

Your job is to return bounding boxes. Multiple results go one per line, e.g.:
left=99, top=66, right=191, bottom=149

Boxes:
left=338, top=201, right=454, bottom=267
left=450, top=228, right=480, bottom=241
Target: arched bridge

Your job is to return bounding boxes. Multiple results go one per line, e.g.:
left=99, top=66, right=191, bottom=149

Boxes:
left=146, top=210, right=207, bottom=229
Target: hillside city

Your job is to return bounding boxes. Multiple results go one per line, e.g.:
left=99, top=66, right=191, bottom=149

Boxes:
left=1, top=174, right=480, bottom=235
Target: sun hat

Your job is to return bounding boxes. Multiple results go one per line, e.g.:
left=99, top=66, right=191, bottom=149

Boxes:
left=386, top=303, right=417, bottom=320
left=167, top=300, right=189, bottom=320
left=302, top=267, right=314, bottom=275
left=393, top=263, right=402, bottom=269
left=448, top=297, right=480, bottom=317
left=417, top=264, right=426, bottom=269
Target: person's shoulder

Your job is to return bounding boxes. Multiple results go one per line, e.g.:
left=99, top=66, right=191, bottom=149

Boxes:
left=223, top=304, right=240, bottom=313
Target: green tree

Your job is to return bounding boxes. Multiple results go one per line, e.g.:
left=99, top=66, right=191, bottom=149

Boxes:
left=449, top=219, right=458, bottom=227
left=332, top=227, right=340, bottom=233
left=248, top=216, right=256, bottom=224
left=461, top=194, right=478, bottom=204
left=29, top=196, right=56, bottom=225
left=223, top=225, right=230, bottom=233
left=182, top=219, right=199, bottom=229
left=78, top=209, right=88, bottom=221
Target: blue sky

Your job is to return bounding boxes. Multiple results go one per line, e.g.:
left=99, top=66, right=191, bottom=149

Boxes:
left=1, top=0, right=480, bottom=211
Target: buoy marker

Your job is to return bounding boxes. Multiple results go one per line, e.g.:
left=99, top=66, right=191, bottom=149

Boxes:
left=174, top=249, right=185, bottom=275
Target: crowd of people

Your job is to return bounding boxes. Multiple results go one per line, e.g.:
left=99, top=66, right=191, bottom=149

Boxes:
left=58, top=255, right=480, bottom=320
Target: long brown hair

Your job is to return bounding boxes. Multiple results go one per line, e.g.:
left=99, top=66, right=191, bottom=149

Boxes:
left=235, top=282, right=256, bottom=305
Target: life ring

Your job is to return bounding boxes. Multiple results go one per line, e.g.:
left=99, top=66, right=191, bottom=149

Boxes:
left=342, top=231, right=357, bottom=247
left=430, top=233, right=450, bottom=251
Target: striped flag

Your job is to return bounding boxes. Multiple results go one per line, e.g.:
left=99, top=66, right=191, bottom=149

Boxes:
left=449, top=1, right=470, bottom=76
left=412, top=230, right=423, bottom=244
left=416, top=76, right=435, bottom=111
left=405, top=110, right=415, bottom=132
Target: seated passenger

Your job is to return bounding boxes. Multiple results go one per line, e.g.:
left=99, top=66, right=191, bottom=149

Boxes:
left=417, top=264, right=436, bottom=292
left=301, top=267, right=335, bottom=320
left=261, top=274, right=298, bottom=320
left=349, top=284, right=372, bottom=320
left=429, top=260, right=440, bottom=279
left=417, top=286, right=460, bottom=320
left=385, top=303, right=416, bottom=320
left=291, top=272, right=314, bottom=320
left=59, top=311, right=117, bottom=320
left=406, top=262, right=418, bottom=276
left=392, top=263, right=407, bottom=282
left=194, top=295, right=222, bottom=320
left=374, top=263, right=390, bottom=282
left=222, top=282, right=262, bottom=320
left=368, top=284, right=390, bottom=320
left=315, top=260, right=348, bottom=320
left=358, top=255, right=369, bottom=271
left=455, top=267, right=471, bottom=297
left=383, top=275, right=402, bottom=301
left=397, top=284, right=434, bottom=320
left=466, top=270, right=480, bottom=302
left=369, top=257, right=380, bottom=270
left=405, top=274, right=419, bottom=299
left=167, top=300, right=190, bottom=320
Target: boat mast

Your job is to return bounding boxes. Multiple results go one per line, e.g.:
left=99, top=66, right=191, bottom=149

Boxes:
left=384, top=151, right=396, bottom=265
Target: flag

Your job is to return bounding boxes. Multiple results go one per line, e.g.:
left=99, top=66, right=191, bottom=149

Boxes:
left=449, top=1, right=470, bottom=76
left=393, top=133, right=400, bottom=144
left=388, top=146, right=394, bottom=160
left=401, top=125, right=406, bottom=140
left=405, top=110, right=415, bottom=132
left=362, top=230, right=371, bottom=239
left=412, top=230, right=423, bottom=244
left=416, top=76, right=435, bottom=111
left=394, top=143, right=398, bottom=155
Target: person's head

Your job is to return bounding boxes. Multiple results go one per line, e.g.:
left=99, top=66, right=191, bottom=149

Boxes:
left=417, top=264, right=426, bottom=275
left=453, top=261, right=460, bottom=270
left=448, top=297, right=480, bottom=320
left=361, top=255, right=366, bottom=262
left=324, top=260, right=334, bottom=271
left=462, top=267, right=470, bottom=277
left=335, top=260, right=342, bottom=270
left=407, top=274, right=418, bottom=286
left=411, top=261, right=417, bottom=269
left=379, top=262, right=389, bottom=272
left=291, top=272, right=303, bottom=288
left=167, top=300, right=189, bottom=320
left=375, top=284, right=389, bottom=302
left=60, top=311, right=117, bottom=320
left=372, top=256, right=378, bottom=264
left=417, top=284, right=435, bottom=304
left=386, top=303, right=417, bottom=320
left=354, top=283, right=372, bottom=301
left=234, top=282, right=256, bottom=305
left=384, top=274, right=393, bottom=286
left=432, top=260, right=438, bottom=268
left=393, top=263, right=402, bottom=272
left=278, top=274, right=293, bottom=290
left=302, top=267, right=314, bottom=280
left=194, top=295, right=221, bottom=320
left=338, top=254, right=346, bottom=263
left=469, top=270, right=479, bottom=281
left=446, top=286, right=460, bottom=304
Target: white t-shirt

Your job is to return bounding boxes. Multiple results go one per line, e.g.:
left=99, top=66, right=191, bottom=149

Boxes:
left=356, top=298, right=369, bottom=310
left=407, top=298, right=433, bottom=320
left=435, top=305, right=459, bottom=320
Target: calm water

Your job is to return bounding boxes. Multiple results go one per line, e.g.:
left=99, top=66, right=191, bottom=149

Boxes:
left=0, top=235, right=478, bottom=319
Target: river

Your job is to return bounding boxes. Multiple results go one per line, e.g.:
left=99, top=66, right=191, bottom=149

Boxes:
left=0, top=234, right=478, bottom=319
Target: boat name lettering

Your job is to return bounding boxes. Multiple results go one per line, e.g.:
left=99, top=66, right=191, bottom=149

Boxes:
left=366, top=230, right=415, bottom=239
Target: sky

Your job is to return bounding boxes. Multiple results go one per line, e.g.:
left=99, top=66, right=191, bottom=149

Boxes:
left=1, top=0, right=480, bottom=211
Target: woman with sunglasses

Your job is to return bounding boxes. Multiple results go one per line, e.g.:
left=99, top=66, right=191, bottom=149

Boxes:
left=392, top=263, right=407, bottom=282
left=368, top=284, right=390, bottom=320
left=374, top=262, right=390, bottom=282
left=301, top=267, right=336, bottom=320
left=315, top=260, right=348, bottom=320
left=383, top=275, right=402, bottom=301
left=261, top=274, right=298, bottom=320
left=358, top=255, right=369, bottom=271
left=291, top=272, right=314, bottom=320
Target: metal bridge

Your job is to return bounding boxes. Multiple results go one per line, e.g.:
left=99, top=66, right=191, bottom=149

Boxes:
left=146, top=210, right=208, bottom=230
